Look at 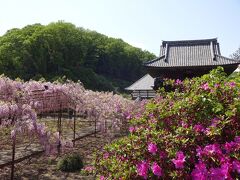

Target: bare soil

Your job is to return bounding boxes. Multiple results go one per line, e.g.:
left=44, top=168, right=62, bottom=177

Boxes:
left=0, top=133, right=118, bottom=180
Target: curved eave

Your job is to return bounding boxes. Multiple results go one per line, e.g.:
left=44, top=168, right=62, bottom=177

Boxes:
left=144, top=55, right=240, bottom=69
left=143, top=56, right=165, bottom=66
left=125, top=88, right=154, bottom=91
left=144, top=63, right=240, bottom=70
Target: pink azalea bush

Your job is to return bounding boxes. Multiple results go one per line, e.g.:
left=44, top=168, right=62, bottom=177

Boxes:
left=94, top=67, right=240, bottom=179
left=95, top=68, right=240, bottom=180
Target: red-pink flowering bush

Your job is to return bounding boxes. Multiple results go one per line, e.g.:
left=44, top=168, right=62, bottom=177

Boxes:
left=94, top=67, right=240, bottom=179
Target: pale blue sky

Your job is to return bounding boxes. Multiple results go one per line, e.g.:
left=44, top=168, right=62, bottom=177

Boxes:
left=0, top=0, right=240, bottom=57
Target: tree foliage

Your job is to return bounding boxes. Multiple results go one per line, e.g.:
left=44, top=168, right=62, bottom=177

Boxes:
left=0, top=21, right=156, bottom=91
left=231, top=46, right=240, bottom=60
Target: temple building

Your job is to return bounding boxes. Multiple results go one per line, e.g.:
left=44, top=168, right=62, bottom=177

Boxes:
left=126, top=38, right=240, bottom=99
left=125, top=74, right=155, bottom=99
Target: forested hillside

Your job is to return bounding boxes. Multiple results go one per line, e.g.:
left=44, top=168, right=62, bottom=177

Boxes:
left=0, top=21, right=156, bottom=91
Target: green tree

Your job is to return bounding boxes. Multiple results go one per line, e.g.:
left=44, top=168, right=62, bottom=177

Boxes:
left=0, top=21, right=156, bottom=91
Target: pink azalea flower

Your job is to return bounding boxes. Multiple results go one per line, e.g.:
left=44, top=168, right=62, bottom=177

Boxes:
left=196, top=147, right=203, bottom=158
left=214, top=83, right=220, bottom=88
left=224, top=141, right=236, bottom=153
left=210, top=117, right=220, bottom=127
left=148, top=143, right=158, bottom=155
left=103, top=152, right=109, bottom=159
left=159, top=151, right=167, bottom=159
left=233, top=160, right=240, bottom=174
left=100, top=176, right=105, bottom=180
left=234, top=136, right=240, bottom=143
left=181, top=121, right=188, bottom=128
left=84, top=166, right=94, bottom=171
left=201, top=83, right=210, bottom=90
left=129, top=126, right=135, bottom=133
left=172, top=151, right=186, bottom=169
left=193, top=124, right=205, bottom=133
left=203, top=144, right=222, bottom=155
left=151, top=162, right=162, bottom=177
left=175, top=79, right=182, bottom=85
left=209, top=163, right=230, bottom=179
left=149, top=113, right=154, bottom=118
left=136, top=161, right=149, bottom=179
left=204, top=128, right=211, bottom=135
left=229, top=81, right=236, bottom=88
left=191, top=162, right=208, bottom=180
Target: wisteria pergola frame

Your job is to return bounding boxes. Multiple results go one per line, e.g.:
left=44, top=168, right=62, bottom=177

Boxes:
left=0, top=88, right=99, bottom=180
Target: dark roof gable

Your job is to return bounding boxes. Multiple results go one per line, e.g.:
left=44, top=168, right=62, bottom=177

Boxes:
left=144, top=38, right=239, bottom=68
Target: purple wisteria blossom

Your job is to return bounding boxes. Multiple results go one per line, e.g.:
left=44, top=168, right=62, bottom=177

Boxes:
left=126, top=113, right=132, bottom=120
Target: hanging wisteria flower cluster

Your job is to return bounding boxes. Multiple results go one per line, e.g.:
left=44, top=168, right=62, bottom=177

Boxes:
left=0, top=75, right=133, bottom=153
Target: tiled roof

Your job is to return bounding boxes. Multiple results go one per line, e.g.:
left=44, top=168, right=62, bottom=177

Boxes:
left=144, top=38, right=240, bottom=68
left=125, top=74, right=154, bottom=90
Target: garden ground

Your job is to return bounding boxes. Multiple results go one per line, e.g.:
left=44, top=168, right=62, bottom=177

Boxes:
left=0, top=116, right=121, bottom=179
left=0, top=133, right=116, bottom=179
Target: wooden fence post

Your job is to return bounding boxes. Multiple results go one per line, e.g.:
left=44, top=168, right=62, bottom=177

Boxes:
left=73, top=111, right=76, bottom=146
left=11, top=136, right=16, bottom=180
left=57, top=104, right=62, bottom=154
left=94, top=117, right=97, bottom=137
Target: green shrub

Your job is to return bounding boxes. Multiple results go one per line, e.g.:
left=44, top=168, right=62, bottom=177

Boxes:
left=57, top=153, right=83, bottom=172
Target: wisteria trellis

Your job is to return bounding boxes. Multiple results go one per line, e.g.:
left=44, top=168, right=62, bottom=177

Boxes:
left=0, top=75, right=133, bottom=152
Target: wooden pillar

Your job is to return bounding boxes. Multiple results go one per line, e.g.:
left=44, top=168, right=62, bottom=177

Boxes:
left=11, top=137, right=16, bottom=180
left=94, top=116, right=97, bottom=137
left=73, top=111, right=76, bottom=146
left=57, top=104, right=62, bottom=154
